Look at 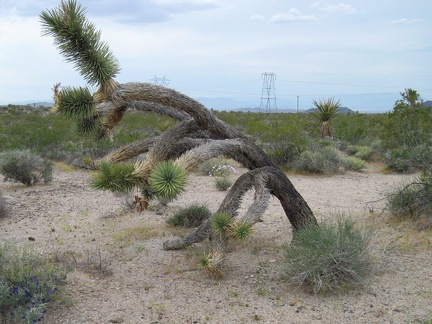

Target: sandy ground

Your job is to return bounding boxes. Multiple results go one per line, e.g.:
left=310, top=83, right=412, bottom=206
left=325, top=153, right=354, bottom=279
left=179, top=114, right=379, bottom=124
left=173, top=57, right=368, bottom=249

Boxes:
left=1, top=163, right=431, bottom=324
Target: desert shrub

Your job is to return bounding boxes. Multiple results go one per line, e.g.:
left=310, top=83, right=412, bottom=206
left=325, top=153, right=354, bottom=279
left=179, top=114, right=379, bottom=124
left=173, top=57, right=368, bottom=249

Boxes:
left=0, top=150, right=53, bottom=186
left=199, top=159, right=237, bottom=191
left=346, top=145, right=372, bottom=161
left=265, top=140, right=304, bottom=167
left=214, top=176, right=232, bottom=191
left=294, top=145, right=342, bottom=174
left=0, top=191, right=8, bottom=218
left=245, top=114, right=309, bottom=166
left=381, top=89, right=432, bottom=172
left=196, top=158, right=219, bottom=176
left=383, top=147, right=412, bottom=173
left=209, top=163, right=238, bottom=178
left=333, top=113, right=383, bottom=145
left=0, top=244, right=67, bottom=323
left=167, top=203, right=211, bottom=227
left=387, top=172, right=432, bottom=221
left=197, top=158, right=238, bottom=177
left=282, top=217, right=373, bottom=293
left=343, top=156, right=366, bottom=172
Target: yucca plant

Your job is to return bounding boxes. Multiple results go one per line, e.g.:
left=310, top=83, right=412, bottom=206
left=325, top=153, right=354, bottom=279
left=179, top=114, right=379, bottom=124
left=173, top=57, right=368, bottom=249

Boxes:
left=228, top=220, right=253, bottom=240
left=211, top=211, right=232, bottom=237
left=91, top=162, right=140, bottom=193
left=198, top=249, right=224, bottom=278
left=40, top=0, right=121, bottom=138
left=40, top=0, right=120, bottom=88
left=310, top=97, right=341, bottom=138
left=150, top=161, right=187, bottom=201
left=41, top=1, right=319, bottom=267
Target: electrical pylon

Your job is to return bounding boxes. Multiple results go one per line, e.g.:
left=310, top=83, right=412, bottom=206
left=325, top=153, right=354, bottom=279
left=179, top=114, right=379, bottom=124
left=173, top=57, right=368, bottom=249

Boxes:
left=260, top=72, right=277, bottom=113
left=150, top=76, right=170, bottom=87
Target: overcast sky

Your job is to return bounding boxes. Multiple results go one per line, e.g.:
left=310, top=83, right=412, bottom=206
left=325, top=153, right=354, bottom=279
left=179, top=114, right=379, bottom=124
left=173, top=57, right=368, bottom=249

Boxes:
left=1, top=0, right=431, bottom=112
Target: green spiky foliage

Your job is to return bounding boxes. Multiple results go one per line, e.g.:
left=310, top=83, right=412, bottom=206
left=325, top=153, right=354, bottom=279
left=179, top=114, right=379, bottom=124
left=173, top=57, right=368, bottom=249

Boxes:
left=91, top=162, right=140, bottom=193
left=40, top=0, right=120, bottom=87
left=228, top=220, right=253, bottom=240
left=74, top=116, right=101, bottom=136
left=57, top=86, right=95, bottom=121
left=211, top=211, right=232, bottom=237
left=150, top=161, right=187, bottom=201
left=310, top=97, right=341, bottom=137
left=198, top=249, right=224, bottom=278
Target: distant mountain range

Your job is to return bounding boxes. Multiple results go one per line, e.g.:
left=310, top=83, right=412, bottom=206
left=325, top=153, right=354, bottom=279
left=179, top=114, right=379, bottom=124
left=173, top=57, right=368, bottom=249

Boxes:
left=4, top=98, right=432, bottom=114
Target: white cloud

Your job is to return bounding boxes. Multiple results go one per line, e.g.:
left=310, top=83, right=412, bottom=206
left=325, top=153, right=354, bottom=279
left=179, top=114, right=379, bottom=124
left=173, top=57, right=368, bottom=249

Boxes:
left=388, top=18, right=422, bottom=25
left=317, top=3, right=360, bottom=15
left=250, top=14, right=265, bottom=22
left=269, top=8, right=318, bottom=24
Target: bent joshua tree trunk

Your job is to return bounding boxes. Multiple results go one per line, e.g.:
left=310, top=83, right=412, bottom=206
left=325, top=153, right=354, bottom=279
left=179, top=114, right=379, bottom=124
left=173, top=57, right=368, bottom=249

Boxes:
left=40, top=1, right=317, bottom=259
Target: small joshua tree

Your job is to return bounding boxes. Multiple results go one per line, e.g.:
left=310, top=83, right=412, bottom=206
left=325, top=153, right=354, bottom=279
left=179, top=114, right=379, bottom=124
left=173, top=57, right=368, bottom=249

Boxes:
left=310, top=97, right=341, bottom=138
left=40, top=0, right=317, bottom=272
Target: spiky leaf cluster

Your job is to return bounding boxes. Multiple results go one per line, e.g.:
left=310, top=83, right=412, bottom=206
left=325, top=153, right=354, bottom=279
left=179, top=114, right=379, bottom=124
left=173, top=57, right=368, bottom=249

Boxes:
left=74, top=116, right=101, bottom=136
left=310, top=97, right=341, bottom=122
left=91, top=162, right=140, bottom=193
left=40, top=0, right=120, bottom=86
left=150, top=161, right=187, bottom=201
left=228, top=220, right=253, bottom=240
left=211, top=211, right=232, bottom=237
left=57, top=86, right=94, bottom=120
left=198, top=250, right=224, bottom=278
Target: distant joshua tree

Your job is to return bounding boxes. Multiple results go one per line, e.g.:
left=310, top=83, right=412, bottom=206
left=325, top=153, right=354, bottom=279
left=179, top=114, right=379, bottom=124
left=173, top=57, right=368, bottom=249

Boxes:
left=41, top=0, right=317, bottom=272
left=310, top=97, right=341, bottom=138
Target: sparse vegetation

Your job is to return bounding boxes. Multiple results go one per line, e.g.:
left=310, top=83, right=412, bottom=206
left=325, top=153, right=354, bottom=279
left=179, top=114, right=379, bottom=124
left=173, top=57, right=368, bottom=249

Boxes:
left=387, top=172, right=432, bottom=224
left=0, top=190, right=8, bottom=218
left=294, top=145, right=342, bottom=174
left=0, top=244, right=67, bottom=323
left=343, top=156, right=367, bottom=172
left=0, top=149, right=53, bottom=186
left=281, top=216, right=373, bottom=293
left=166, top=203, right=211, bottom=227
left=214, top=176, right=232, bottom=191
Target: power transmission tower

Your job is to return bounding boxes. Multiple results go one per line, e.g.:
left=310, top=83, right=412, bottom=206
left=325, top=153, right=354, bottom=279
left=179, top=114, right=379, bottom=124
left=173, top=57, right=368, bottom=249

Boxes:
left=150, top=75, right=170, bottom=87
left=260, top=72, right=277, bottom=113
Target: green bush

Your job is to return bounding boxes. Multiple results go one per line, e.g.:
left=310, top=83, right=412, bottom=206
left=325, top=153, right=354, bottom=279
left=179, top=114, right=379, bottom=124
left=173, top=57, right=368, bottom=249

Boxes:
left=0, top=191, right=8, bottom=218
left=214, top=176, right=232, bottom=191
left=0, top=244, right=67, bottom=323
left=166, top=203, right=211, bottom=227
left=383, top=147, right=412, bottom=173
left=0, top=150, right=53, bottom=186
left=282, top=217, right=373, bottom=293
left=387, top=172, right=432, bottom=221
left=294, top=146, right=342, bottom=174
left=265, top=141, right=303, bottom=167
left=346, top=145, right=372, bottom=161
left=343, top=156, right=366, bottom=172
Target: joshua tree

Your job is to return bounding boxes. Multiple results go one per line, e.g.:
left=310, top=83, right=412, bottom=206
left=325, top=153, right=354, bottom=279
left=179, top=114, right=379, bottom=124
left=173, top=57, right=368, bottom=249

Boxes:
left=41, top=0, right=317, bottom=271
left=310, top=97, right=341, bottom=138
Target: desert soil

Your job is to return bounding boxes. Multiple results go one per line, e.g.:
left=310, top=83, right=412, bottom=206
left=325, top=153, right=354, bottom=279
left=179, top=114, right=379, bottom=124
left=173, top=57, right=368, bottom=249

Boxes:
left=1, top=163, right=431, bottom=324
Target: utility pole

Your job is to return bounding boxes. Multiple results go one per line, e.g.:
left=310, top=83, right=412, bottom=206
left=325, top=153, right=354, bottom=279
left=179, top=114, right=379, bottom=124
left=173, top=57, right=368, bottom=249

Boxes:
left=260, top=72, right=277, bottom=113
left=297, top=96, right=299, bottom=113
left=150, top=76, right=170, bottom=87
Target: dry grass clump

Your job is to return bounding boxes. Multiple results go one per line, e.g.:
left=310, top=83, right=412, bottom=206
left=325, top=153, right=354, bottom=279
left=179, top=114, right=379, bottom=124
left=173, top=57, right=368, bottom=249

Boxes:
left=282, top=216, right=373, bottom=293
